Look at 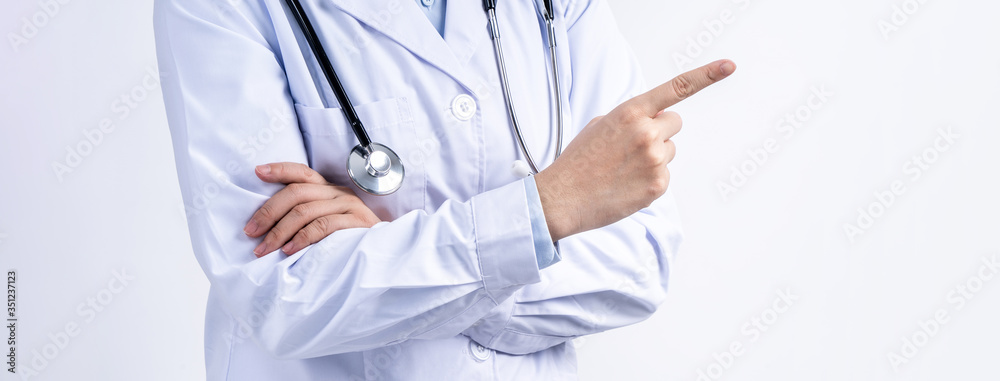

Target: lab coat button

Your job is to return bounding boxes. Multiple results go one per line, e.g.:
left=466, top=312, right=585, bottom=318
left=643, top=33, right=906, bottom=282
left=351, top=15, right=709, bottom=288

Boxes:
left=469, top=339, right=492, bottom=362
left=451, top=94, right=477, bottom=121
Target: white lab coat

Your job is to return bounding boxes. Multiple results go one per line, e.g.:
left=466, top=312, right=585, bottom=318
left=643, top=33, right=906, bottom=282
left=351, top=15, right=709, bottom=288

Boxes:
left=154, top=0, right=683, bottom=379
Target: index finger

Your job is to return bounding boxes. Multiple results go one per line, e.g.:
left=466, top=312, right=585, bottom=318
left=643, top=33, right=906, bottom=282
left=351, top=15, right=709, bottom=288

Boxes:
left=629, top=59, right=736, bottom=117
left=256, top=162, right=328, bottom=185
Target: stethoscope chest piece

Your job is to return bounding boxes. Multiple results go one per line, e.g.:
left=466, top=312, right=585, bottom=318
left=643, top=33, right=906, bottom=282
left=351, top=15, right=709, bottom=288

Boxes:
left=347, top=143, right=404, bottom=195
left=284, top=0, right=562, bottom=195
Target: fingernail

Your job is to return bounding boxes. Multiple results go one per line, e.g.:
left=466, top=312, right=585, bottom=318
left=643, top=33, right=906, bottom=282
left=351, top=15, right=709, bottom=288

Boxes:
left=281, top=241, right=296, bottom=254
left=244, top=220, right=258, bottom=236
left=719, top=61, right=735, bottom=76
left=253, top=242, right=266, bottom=257
left=256, top=164, right=271, bottom=176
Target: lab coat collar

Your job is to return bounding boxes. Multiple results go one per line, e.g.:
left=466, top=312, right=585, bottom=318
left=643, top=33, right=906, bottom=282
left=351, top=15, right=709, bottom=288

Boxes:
left=442, top=0, right=486, bottom=65
left=324, top=0, right=487, bottom=93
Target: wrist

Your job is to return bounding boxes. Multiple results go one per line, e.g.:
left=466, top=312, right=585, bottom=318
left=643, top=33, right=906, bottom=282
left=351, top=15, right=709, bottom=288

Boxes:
left=534, top=169, right=577, bottom=242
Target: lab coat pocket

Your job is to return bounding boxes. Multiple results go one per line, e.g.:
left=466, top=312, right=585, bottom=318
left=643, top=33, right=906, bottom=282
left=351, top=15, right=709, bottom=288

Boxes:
left=293, top=97, right=424, bottom=220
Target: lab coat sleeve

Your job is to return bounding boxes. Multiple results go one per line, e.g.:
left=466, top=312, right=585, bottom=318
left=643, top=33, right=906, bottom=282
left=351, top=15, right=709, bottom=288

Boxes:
left=461, top=0, right=683, bottom=355
left=153, top=0, right=543, bottom=359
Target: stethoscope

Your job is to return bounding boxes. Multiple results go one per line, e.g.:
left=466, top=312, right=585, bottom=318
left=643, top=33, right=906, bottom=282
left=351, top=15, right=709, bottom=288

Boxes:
left=282, top=0, right=564, bottom=195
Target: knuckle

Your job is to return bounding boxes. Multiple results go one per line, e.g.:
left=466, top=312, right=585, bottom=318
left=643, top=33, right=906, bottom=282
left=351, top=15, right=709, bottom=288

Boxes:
left=289, top=231, right=308, bottom=249
left=634, top=127, right=659, bottom=148
left=664, top=140, right=677, bottom=162
left=270, top=163, right=288, bottom=177
left=671, top=75, right=693, bottom=100
left=662, top=111, right=682, bottom=126
left=293, top=163, right=309, bottom=175
left=647, top=174, right=669, bottom=198
left=615, top=104, right=646, bottom=124
left=264, top=229, right=283, bottom=245
left=286, top=183, right=306, bottom=199
left=288, top=204, right=310, bottom=219
left=311, top=216, right=331, bottom=233
left=342, top=193, right=363, bottom=204
left=302, top=166, right=323, bottom=183
left=258, top=202, right=276, bottom=219
left=645, top=147, right=666, bottom=165
left=643, top=127, right=660, bottom=143
left=659, top=112, right=683, bottom=138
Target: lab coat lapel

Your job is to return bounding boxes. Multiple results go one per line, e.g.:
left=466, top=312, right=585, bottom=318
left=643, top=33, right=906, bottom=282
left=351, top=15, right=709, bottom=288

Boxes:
left=324, top=0, right=479, bottom=90
left=442, top=0, right=487, bottom=65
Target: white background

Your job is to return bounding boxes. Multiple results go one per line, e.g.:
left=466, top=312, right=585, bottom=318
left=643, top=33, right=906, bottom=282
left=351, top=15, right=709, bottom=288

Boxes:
left=1, top=0, right=997, bottom=380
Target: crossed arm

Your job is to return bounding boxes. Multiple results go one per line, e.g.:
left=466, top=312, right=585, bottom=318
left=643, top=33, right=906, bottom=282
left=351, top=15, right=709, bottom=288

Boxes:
left=242, top=60, right=734, bottom=356
left=247, top=59, right=734, bottom=257
left=156, top=0, right=732, bottom=359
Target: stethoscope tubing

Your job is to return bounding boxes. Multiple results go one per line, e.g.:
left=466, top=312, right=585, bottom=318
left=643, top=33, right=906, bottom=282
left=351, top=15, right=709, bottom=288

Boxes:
left=545, top=13, right=565, bottom=163
left=283, top=0, right=565, bottom=194
left=486, top=7, right=542, bottom=174
left=283, top=0, right=373, bottom=149
left=485, top=0, right=564, bottom=175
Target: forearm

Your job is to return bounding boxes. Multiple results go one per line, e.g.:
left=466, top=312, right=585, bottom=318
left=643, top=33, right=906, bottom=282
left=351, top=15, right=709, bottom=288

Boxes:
left=213, top=180, right=543, bottom=359
left=462, top=191, right=681, bottom=355
left=156, top=0, right=547, bottom=359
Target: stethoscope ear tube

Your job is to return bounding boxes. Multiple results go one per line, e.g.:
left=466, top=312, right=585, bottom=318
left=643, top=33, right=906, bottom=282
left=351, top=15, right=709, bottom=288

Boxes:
left=542, top=0, right=554, bottom=21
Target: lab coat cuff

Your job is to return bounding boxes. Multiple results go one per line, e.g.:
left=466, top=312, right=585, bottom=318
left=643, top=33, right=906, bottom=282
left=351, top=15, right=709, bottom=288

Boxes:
left=523, top=175, right=561, bottom=269
left=471, top=179, right=542, bottom=303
